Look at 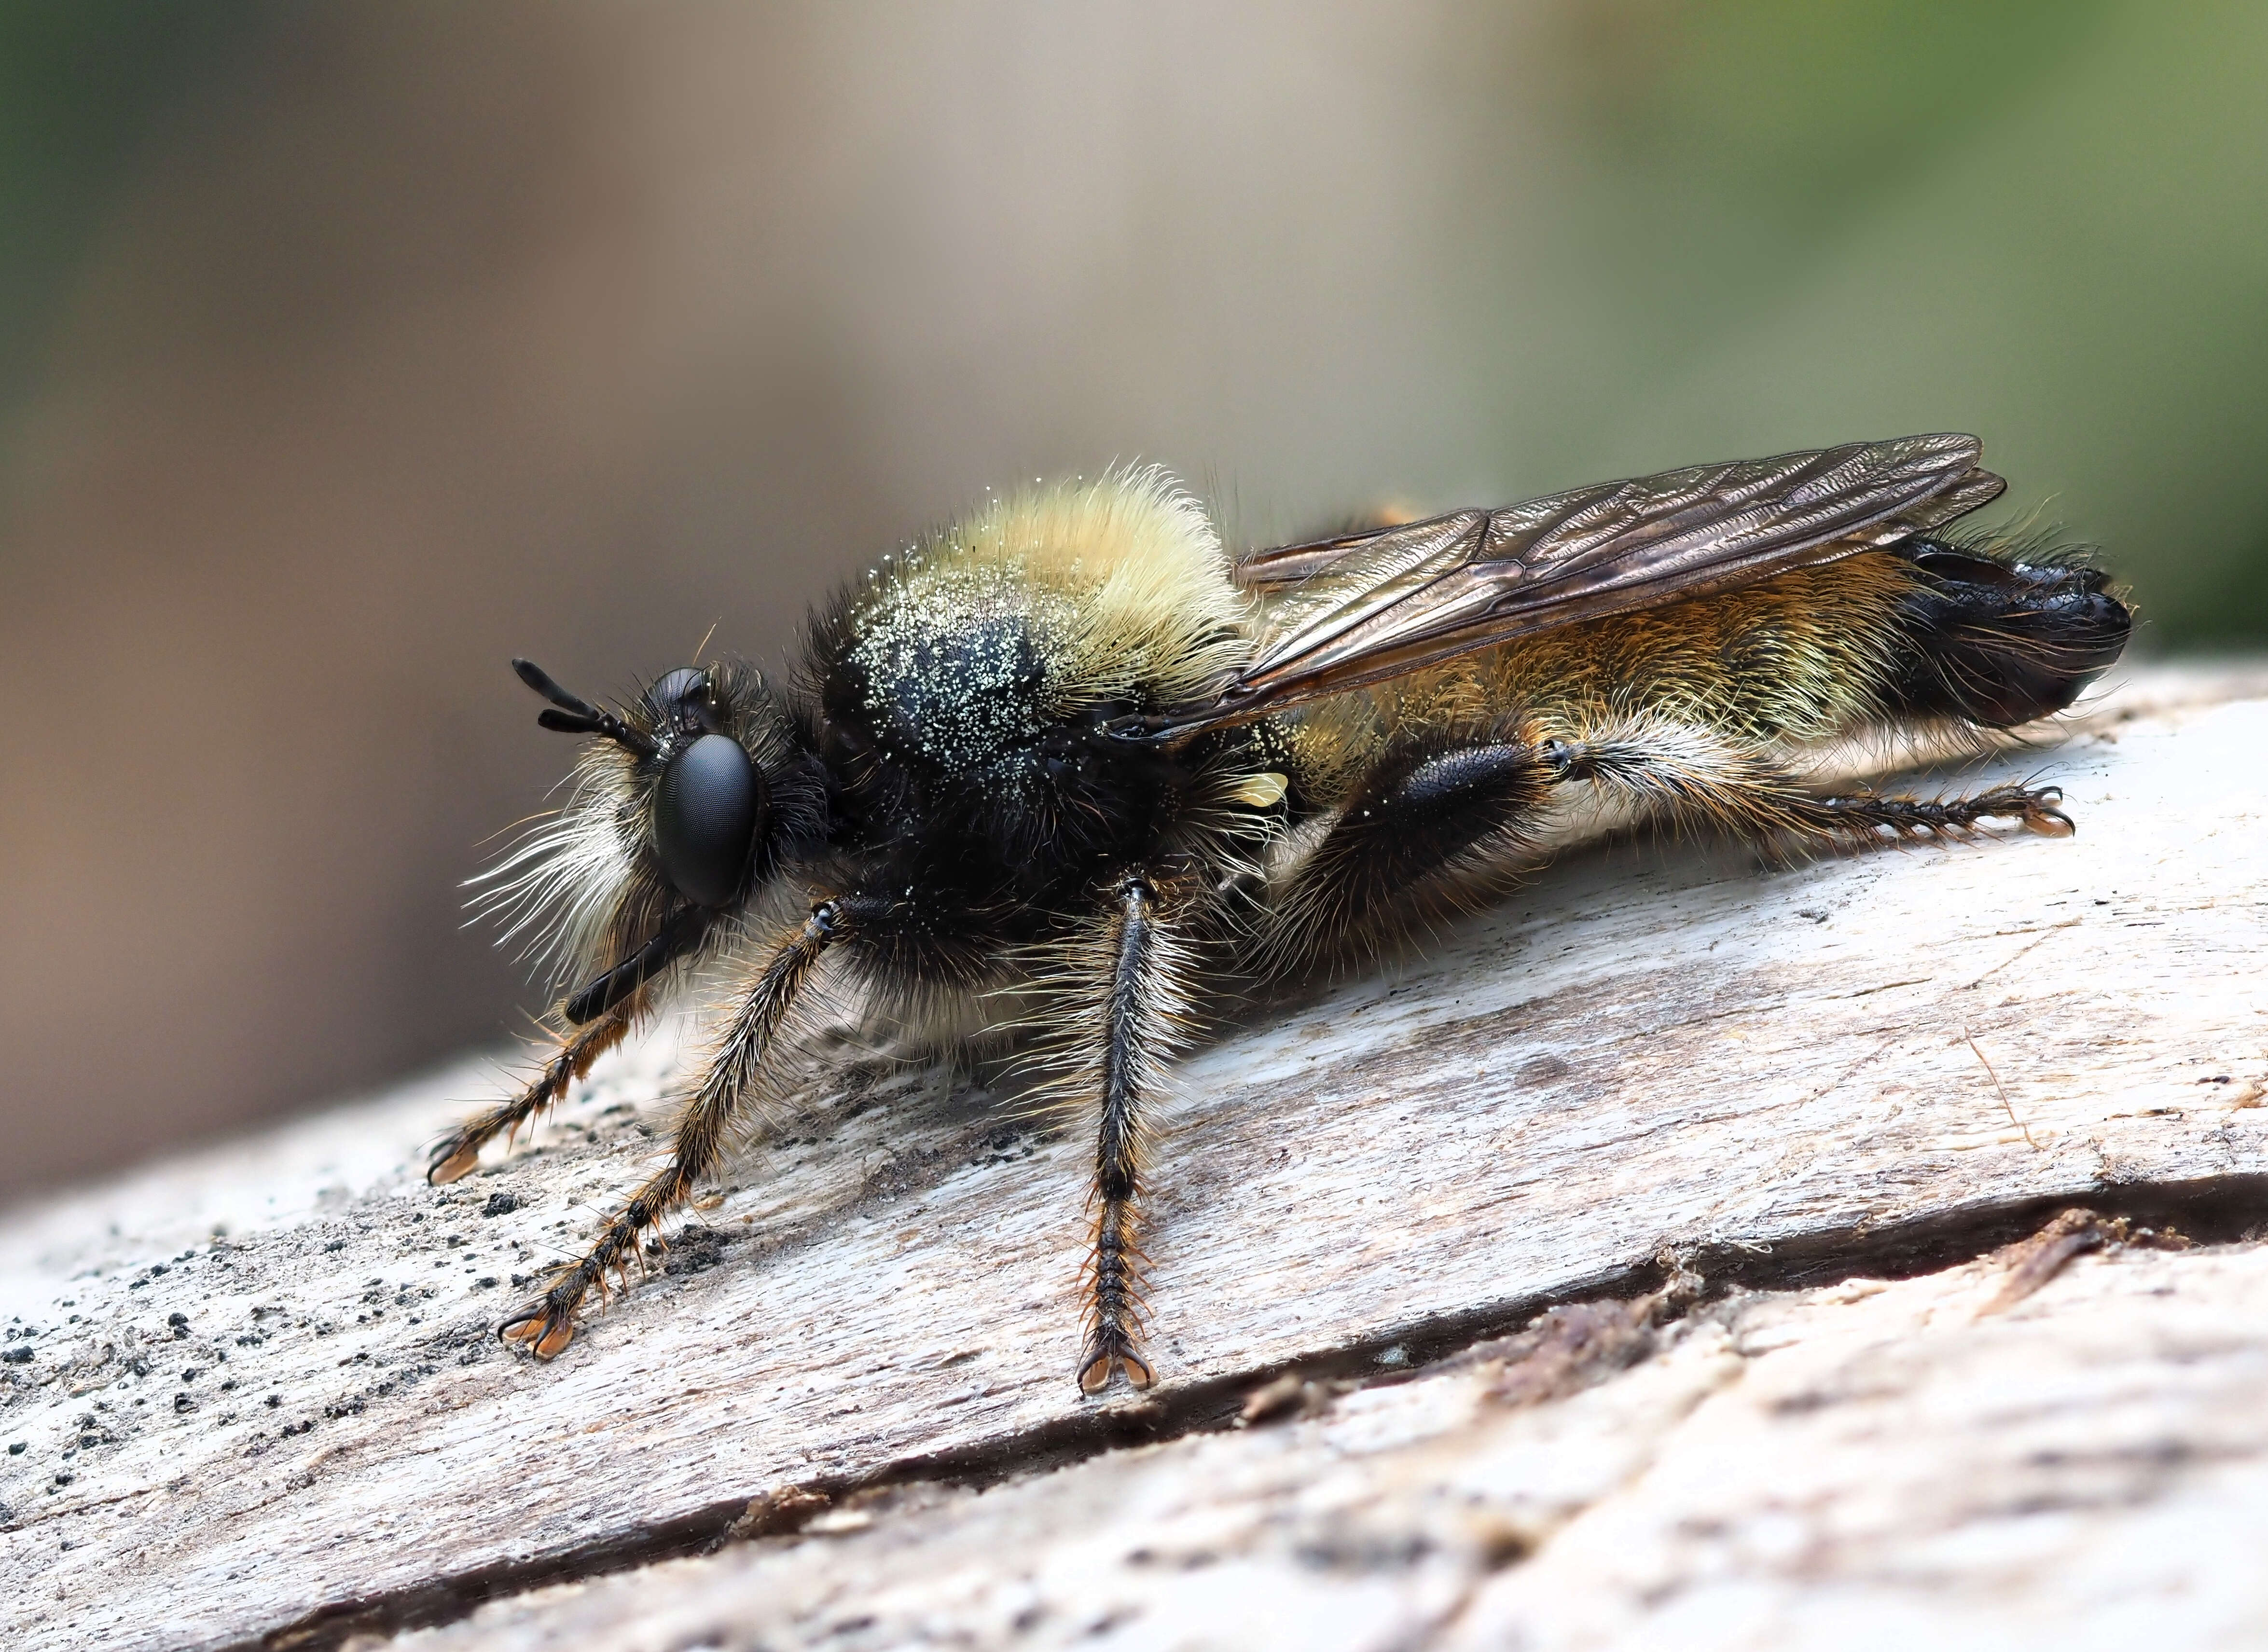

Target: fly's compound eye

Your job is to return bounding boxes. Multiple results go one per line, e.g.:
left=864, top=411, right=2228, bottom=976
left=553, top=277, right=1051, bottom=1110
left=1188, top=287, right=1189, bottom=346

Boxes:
left=653, top=733, right=765, bottom=907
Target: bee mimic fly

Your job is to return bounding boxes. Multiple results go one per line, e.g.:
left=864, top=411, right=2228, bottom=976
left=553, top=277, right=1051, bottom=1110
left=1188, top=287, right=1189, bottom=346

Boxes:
left=429, top=434, right=2130, bottom=1391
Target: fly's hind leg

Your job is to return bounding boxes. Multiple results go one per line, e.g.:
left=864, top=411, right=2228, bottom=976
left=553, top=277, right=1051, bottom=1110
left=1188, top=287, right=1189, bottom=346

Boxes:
left=1547, top=721, right=2074, bottom=855
left=498, top=897, right=867, bottom=1359
left=1266, top=726, right=1558, bottom=967
left=1264, top=716, right=2066, bottom=976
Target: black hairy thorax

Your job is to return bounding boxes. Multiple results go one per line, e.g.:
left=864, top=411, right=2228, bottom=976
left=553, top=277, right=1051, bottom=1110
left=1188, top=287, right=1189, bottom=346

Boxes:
left=808, top=573, right=1208, bottom=940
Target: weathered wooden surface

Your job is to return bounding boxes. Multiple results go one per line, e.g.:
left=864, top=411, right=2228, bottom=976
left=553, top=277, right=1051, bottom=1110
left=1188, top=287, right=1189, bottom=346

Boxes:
left=388, top=1239, right=2268, bottom=1652
left=2, top=665, right=2265, bottom=1651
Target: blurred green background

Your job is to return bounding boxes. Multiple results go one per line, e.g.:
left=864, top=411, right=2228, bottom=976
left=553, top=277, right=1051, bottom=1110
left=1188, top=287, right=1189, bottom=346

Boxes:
left=2, top=0, right=2262, bottom=1198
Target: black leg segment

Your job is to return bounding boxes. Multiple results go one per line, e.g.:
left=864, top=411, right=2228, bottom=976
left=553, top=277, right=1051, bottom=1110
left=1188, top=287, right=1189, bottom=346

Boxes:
left=1272, top=734, right=1554, bottom=963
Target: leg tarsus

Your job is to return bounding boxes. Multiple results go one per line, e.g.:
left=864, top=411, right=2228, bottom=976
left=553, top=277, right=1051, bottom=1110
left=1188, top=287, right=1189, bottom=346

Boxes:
left=1809, top=781, right=2072, bottom=843
left=1079, top=1215, right=1155, bottom=1392
left=1077, top=875, right=1179, bottom=1394
left=428, top=1012, right=631, bottom=1184
left=1549, top=722, right=2081, bottom=855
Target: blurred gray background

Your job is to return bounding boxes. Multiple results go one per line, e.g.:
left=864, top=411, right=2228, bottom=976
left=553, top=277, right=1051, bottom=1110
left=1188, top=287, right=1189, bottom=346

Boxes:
left=3, top=0, right=2263, bottom=1202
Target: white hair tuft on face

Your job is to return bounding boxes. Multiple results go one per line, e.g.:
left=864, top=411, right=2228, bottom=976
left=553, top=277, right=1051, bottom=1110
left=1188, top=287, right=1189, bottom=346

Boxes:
left=466, top=746, right=639, bottom=989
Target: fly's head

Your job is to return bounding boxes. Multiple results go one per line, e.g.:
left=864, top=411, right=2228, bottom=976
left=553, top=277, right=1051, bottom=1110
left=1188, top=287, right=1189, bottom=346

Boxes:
left=473, top=656, right=824, bottom=1025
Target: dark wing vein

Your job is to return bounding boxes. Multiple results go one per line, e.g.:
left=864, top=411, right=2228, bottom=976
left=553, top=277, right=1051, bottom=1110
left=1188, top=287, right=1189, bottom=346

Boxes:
left=1159, top=434, right=1997, bottom=736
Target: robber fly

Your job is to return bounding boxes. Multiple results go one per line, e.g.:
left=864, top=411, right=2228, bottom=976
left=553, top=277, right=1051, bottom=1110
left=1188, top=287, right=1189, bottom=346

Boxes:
left=430, top=434, right=2129, bottom=1390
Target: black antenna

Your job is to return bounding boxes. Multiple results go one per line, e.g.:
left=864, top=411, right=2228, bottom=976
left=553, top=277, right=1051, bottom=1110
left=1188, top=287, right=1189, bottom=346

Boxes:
left=511, top=658, right=657, bottom=757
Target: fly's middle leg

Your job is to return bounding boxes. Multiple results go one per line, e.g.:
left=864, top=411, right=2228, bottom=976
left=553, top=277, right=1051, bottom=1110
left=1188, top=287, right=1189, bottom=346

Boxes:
left=1075, top=873, right=1193, bottom=1394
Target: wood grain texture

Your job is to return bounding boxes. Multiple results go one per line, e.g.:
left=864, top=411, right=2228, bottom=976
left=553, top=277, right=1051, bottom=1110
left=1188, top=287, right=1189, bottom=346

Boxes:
left=389, top=1240, right=2268, bottom=1652
left=2, top=665, right=2264, bottom=1652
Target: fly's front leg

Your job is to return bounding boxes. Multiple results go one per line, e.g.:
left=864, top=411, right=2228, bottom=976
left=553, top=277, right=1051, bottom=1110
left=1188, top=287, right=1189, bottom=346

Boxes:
left=428, top=1011, right=634, bottom=1185
left=1077, top=874, right=1191, bottom=1394
left=498, top=896, right=873, bottom=1360
left=429, top=907, right=708, bottom=1184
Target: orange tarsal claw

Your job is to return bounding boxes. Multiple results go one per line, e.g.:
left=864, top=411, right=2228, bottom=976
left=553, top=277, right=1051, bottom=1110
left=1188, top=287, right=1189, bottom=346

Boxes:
left=428, top=1143, right=482, bottom=1185
left=1078, top=1337, right=1157, bottom=1395
left=502, top=1312, right=577, bottom=1360
left=2022, top=786, right=2075, bottom=837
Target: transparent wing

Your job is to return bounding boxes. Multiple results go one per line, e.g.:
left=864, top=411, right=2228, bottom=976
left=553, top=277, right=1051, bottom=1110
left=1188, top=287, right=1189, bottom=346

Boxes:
left=1152, top=435, right=2001, bottom=736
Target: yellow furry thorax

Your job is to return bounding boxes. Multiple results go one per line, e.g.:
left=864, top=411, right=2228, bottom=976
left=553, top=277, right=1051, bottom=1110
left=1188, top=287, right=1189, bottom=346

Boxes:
left=842, top=468, right=1253, bottom=722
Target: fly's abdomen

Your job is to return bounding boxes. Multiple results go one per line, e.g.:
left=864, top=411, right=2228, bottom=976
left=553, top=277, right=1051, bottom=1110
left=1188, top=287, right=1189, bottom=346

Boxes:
left=1881, top=541, right=2131, bottom=727
left=1393, top=552, right=1919, bottom=751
